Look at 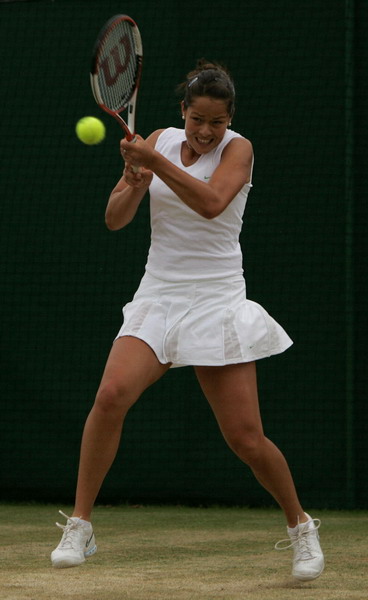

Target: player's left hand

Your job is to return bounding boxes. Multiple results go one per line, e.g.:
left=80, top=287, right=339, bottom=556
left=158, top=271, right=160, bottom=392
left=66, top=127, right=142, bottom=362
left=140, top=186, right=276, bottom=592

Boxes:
left=120, top=135, right=154, bottom=168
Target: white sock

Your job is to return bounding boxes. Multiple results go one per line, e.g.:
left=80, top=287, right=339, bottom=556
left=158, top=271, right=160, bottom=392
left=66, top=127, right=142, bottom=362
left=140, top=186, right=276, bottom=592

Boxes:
left=71, top=516, right=91, bottom=527
left=287, top=523, right=299, bottom=535
left=288, top=513, right=311, bottom=534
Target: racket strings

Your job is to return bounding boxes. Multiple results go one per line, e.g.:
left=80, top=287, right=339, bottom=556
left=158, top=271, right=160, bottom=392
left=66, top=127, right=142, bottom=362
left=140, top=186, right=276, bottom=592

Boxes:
left=97, top=22, right=138, bottom=112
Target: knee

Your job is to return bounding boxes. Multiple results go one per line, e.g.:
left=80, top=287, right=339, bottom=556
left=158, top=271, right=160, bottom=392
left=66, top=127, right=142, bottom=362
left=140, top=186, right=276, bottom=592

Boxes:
left=225, top=428, right=265, bottom=465
left=94, top=380, right=133, bottom=419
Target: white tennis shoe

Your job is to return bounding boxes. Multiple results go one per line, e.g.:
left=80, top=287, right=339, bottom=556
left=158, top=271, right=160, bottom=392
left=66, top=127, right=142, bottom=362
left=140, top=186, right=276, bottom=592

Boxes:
left=51, top=511, right=97, bottom=568
left=275, top=513, right=324, bottom=581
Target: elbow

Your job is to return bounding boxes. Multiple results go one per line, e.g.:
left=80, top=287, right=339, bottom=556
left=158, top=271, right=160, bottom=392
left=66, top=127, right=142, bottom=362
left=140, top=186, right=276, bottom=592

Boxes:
left=200, top=206, right=224, bottom=220
left=201, top=211, right=217, bottom=220
left=199, top=193, right=226, bottom=219
left=105, top=213, right=117, bottom=230
left=105, top=212, right=128, bottom=231
left=105, top=221, right=119, bottom=231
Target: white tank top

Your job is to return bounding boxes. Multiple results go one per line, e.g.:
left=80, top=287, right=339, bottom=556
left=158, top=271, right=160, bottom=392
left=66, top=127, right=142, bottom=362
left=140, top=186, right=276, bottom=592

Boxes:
left=145, top=127, right=253, bottom=282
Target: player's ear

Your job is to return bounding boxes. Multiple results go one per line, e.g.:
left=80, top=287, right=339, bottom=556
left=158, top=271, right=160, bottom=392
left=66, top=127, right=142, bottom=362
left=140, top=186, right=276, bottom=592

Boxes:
left=227, top=109, right=234, bottom=127
left=181, top=100, right=186, bottom=119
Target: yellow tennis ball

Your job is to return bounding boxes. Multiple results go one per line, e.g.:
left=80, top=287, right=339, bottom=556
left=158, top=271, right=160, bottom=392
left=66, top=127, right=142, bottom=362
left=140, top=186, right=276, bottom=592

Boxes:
left=76, top=116, right=106, bottom=145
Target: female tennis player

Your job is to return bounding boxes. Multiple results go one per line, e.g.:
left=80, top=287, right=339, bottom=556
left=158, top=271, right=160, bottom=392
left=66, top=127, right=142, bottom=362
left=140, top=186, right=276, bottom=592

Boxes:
left=51, top=59, right=324, bottom=580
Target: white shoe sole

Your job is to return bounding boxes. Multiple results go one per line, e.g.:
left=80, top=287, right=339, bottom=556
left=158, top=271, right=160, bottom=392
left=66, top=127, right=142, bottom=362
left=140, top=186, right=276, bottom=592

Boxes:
left=51, top=544, right=97, bottom=568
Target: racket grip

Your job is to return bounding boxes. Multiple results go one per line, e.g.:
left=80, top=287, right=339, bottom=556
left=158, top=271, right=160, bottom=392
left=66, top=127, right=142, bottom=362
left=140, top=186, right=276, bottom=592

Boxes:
left=129, top=135, right=139, bottom=173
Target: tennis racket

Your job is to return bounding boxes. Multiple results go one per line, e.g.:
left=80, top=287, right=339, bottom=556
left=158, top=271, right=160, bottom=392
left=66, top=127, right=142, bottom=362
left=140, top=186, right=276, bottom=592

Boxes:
left=90, top=14, right=143, bottom=142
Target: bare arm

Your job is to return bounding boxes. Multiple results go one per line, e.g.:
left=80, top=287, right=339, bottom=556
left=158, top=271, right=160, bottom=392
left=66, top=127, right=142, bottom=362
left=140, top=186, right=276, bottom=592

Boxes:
left=121, top=135, right=253, bottom=219
left=105, top=130, right=164, bottom=231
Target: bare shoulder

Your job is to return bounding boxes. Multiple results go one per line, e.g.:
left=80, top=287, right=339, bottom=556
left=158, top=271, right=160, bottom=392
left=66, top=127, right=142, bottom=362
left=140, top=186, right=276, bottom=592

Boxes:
left=215, top=136, right=253, bottom=185
left=145, top=128, right=166, bottom=147
left=221, top=136, right=253, bottom=174
left=223, top=136, right=253, bottom=158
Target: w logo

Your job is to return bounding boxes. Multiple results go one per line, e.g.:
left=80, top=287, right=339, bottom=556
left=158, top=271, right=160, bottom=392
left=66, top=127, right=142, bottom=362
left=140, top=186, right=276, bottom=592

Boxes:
left=100, top=34, right=131, bottom=86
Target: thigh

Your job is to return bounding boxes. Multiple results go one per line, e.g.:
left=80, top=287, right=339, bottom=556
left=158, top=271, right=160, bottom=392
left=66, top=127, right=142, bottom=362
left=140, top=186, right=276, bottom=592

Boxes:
left=194, top=362, right=264, bottom=435
left=97, top=336, right=171, bottom=408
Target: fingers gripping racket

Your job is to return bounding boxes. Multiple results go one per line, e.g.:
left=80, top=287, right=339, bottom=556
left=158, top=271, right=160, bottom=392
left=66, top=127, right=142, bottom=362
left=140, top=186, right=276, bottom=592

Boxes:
left=90, top=14, right=143, bottom=144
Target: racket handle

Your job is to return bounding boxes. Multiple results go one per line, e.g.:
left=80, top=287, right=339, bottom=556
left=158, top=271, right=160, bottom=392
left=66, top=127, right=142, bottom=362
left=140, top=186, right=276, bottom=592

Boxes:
left=128, top=135, right=139, bottom=173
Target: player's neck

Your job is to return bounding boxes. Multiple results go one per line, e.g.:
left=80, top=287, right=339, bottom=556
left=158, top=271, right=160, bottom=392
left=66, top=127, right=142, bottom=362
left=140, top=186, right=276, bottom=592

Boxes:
left=181, top=141, right=201, bottom=166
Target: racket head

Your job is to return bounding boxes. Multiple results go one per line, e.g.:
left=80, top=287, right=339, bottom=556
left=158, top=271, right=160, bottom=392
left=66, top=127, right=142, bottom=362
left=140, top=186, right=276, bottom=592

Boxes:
left=90, top=14, right=143, bottom=140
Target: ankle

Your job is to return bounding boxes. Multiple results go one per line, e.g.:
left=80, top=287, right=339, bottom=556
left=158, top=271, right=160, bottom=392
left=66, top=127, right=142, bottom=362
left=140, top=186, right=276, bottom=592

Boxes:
left=287, top=512, right=309, bottom=529
left=72, top=512, right=92, bottom=523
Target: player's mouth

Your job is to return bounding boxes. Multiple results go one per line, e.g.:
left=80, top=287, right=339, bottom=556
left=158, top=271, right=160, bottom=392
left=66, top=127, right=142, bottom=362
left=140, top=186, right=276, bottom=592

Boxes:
left=195, top=137, right=214, bottom=149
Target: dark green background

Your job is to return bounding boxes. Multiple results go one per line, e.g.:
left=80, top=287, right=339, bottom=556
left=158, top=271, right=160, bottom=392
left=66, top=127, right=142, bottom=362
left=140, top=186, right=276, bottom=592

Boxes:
left=1, top=0, right=367, bottom=509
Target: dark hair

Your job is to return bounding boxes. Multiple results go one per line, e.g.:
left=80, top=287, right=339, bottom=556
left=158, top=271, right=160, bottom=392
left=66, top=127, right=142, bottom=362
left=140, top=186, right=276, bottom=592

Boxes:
left=177, top=59, right=235, bottom=117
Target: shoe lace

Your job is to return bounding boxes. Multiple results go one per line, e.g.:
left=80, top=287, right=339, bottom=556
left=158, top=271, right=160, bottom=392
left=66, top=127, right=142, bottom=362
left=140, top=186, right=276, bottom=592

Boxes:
left=55, top=510, right=83, bottom=550
left=274, top=517, right=321, bottom=560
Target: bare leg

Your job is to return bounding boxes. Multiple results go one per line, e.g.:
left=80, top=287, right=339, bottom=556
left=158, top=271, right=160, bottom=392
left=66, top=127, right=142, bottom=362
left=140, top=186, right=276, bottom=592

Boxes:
left=195, top=362, right=307, bottom=528
left=73, top=337, right=171, bottom=520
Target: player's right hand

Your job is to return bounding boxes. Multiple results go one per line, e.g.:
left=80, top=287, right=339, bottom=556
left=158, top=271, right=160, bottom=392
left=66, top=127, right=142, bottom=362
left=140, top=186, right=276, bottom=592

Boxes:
left=123, top=164, right=153, bottom=188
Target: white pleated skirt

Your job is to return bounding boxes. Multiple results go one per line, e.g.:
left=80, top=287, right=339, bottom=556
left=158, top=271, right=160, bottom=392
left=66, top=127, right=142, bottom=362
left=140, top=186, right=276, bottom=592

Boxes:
left=115, top=271, right=293, bottom=368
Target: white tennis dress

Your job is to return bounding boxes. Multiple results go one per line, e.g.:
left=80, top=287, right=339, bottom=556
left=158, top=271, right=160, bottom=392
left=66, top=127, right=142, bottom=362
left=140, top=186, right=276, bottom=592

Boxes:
left=116, top=127, right=292, bottom=367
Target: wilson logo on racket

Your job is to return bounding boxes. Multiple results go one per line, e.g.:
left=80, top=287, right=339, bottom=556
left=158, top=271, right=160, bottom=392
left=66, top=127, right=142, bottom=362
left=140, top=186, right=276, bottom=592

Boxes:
left=90, top=14, right=143, bottom=142
left=100, top=36, right=131, bottom=87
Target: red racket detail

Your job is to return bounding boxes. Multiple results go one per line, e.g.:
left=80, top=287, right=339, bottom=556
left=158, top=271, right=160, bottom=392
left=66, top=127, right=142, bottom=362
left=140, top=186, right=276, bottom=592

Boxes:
left=90, top=14, right=143, bottom=141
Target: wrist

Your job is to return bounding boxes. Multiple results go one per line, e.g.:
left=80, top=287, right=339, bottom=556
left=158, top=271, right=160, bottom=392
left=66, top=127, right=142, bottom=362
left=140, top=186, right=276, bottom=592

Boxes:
left=146, top=149, right=160, bottom=172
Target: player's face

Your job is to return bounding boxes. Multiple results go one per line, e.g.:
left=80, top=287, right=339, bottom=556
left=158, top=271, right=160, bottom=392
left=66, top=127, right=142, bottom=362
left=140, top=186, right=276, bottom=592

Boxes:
left=182, top=96, right=231, bottom=155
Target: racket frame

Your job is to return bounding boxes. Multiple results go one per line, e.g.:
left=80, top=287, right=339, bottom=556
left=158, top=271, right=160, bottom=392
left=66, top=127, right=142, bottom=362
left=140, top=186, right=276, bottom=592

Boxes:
left=90, top=14, right=143, bottom=141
